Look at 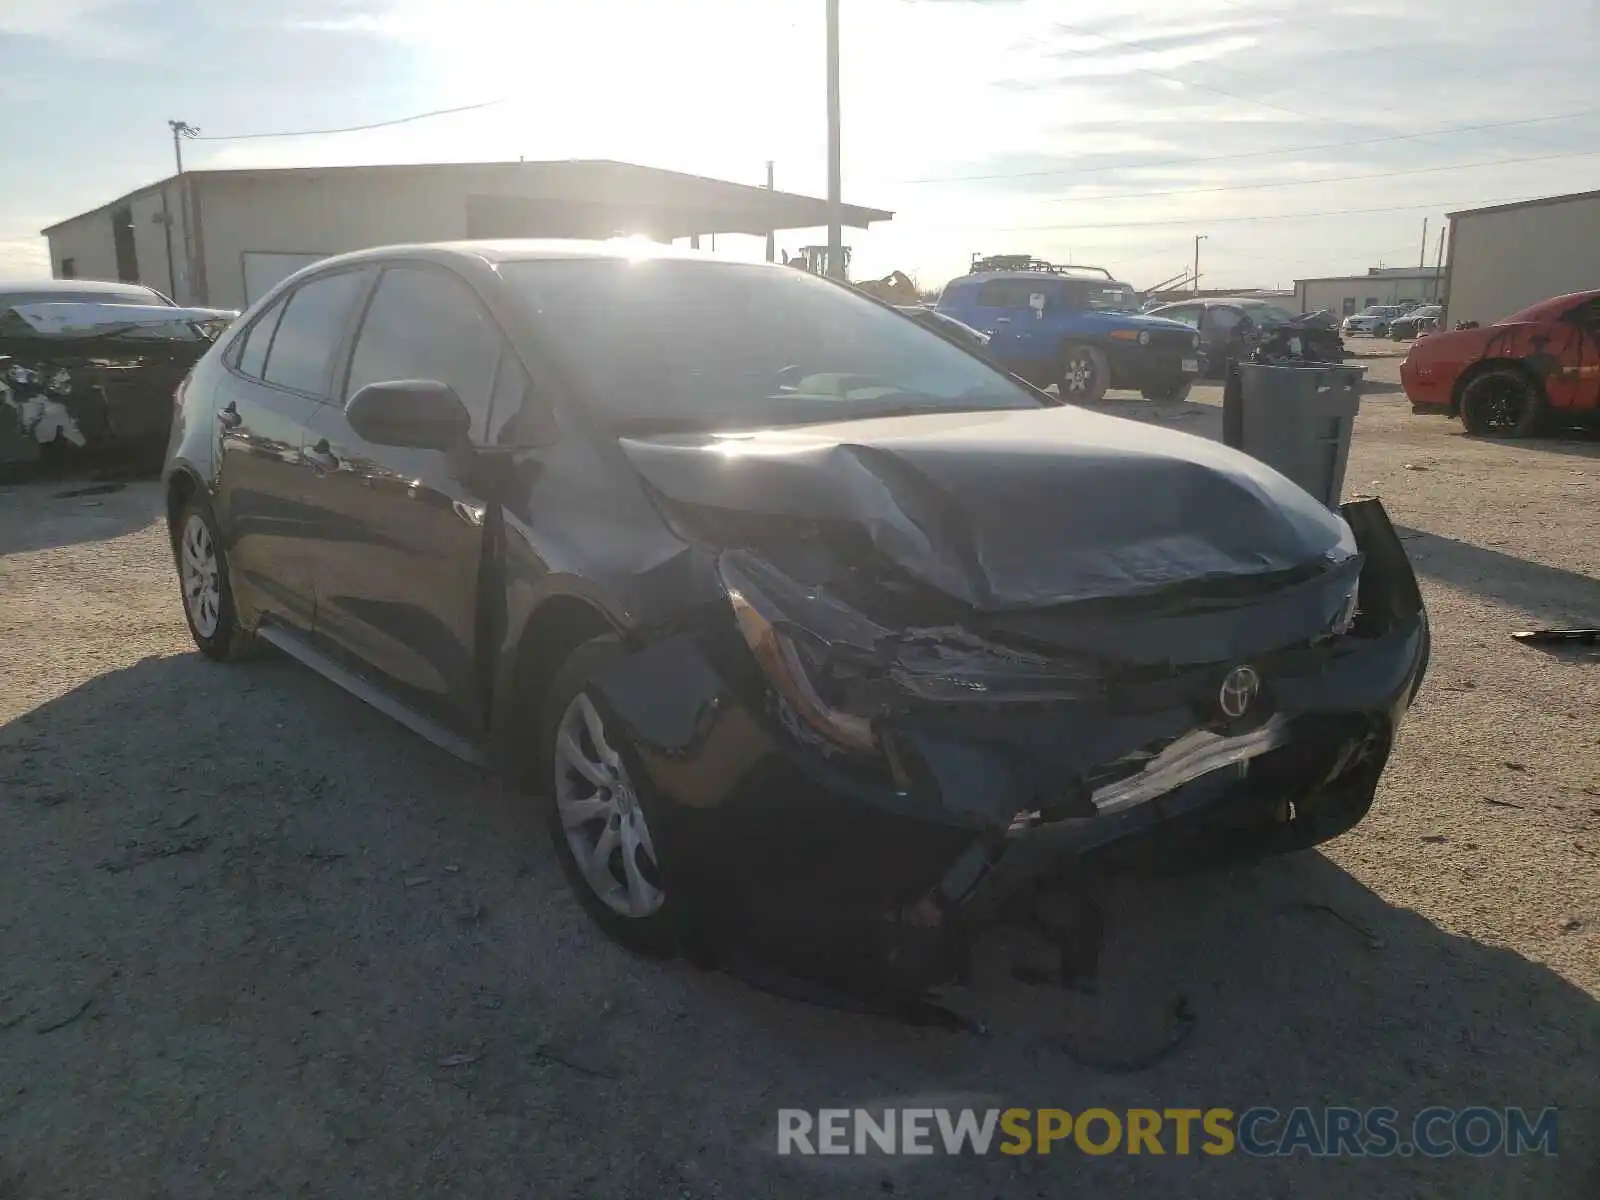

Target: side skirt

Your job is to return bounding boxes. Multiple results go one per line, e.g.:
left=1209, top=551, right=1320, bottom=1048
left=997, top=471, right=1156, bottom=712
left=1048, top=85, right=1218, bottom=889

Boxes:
left=256, top=623, right=489, bottom=769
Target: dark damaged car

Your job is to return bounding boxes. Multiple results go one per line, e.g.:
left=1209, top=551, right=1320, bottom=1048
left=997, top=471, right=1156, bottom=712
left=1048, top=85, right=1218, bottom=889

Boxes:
left=0, top=279, right=235, bottom=468
left=163, top=241, right=1429, bottom=992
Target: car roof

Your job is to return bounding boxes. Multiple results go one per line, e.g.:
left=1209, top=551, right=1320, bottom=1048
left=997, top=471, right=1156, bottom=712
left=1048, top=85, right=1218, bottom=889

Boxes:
left=1153, top=297, right=1282, bottom=308
left=1502, top=289, right=1600, bottom=323
left=306, top=238, right=738, bottom=274
left=0, top=278, right=161, bottom=296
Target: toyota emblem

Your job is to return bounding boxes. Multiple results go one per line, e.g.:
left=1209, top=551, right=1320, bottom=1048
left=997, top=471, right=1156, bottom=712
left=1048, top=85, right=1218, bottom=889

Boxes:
left=1218, top=665, right=1261, bottom=719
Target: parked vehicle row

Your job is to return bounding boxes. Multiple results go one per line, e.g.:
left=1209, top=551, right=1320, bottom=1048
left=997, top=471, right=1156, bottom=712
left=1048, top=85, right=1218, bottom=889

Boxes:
left=1388, top=304, right=1442, bottom=340
left=1143, top=297, right=1345, bottom=376
left=162, top=239, right=1428, bottom=987
left=1341, top=300, right=1443, bottom=339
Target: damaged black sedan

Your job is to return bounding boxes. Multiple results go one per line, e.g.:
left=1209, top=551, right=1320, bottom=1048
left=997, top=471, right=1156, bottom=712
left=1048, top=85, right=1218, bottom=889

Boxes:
left=1, top=279, right=235, bottom=469
left=164, top=241, right=1428, bottom=989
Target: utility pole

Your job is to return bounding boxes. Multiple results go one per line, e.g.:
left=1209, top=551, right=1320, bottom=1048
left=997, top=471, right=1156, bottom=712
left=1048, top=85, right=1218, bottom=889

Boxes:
left=168, top=121, right=200, bottom=303
left=168, top=119, right=199, bottom=174
left=1418, top=217, right=1428, bottom=269
left=765, top=160, right=776, bottom=263
left=1193, top=234, right=1207, bottom=294
left=825, top=0, right=843, bottom=279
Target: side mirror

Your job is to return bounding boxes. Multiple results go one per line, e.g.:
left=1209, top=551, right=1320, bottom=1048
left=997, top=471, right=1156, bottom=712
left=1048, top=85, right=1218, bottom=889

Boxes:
left=1029, top=292, right=1047, bottom=318
left=346, top=380, right=470, bottom=450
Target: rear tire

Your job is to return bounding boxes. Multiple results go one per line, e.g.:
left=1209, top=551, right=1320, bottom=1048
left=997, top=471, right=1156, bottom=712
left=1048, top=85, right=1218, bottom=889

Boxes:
left=540, top=635, right=682, bottom=958
left=172, top=495, right=255, bottom=661
left=1459, top=367, right=1546, bottom=438
left=1057, top=344, right=1110, bottom=403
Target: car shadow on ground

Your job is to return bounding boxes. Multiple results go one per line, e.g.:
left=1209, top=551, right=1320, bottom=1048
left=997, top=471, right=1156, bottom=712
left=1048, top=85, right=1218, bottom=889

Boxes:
left=3, top=651, right=1597, bottom=1197
left=0, top=478, right=162, bottom=556
left=1507, top=427, right=1600, bottom=459
left=1398, top=526, right=1600, bottom=624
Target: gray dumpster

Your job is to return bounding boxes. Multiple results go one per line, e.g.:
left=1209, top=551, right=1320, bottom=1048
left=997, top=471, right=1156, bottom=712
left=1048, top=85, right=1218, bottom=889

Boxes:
left=1226, top=362, right=1365, bottom=508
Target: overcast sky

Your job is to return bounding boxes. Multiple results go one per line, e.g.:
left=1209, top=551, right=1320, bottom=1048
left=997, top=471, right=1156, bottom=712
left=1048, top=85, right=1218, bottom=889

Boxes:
left=2, top=0, right=1597, bottom=290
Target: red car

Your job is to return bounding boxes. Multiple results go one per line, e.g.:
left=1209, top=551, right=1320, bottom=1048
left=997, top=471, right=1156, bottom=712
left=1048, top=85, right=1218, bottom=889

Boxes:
left=1401, top=289, right=1600, bottom=436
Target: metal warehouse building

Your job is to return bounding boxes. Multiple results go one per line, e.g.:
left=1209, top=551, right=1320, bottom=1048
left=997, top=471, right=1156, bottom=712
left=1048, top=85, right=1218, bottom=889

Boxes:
left=40, top=161, right=892, bottom=310
left=1443, top=189, right=1600, bottom=327
left=1291, top=267, right=1442, bottom=318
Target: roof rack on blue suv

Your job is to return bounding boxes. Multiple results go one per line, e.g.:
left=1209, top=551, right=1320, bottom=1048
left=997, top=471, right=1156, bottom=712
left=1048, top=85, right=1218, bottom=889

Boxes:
left=940, top=254, right=1205, bottom=403
left=968, top=253, right=1114, bottom=280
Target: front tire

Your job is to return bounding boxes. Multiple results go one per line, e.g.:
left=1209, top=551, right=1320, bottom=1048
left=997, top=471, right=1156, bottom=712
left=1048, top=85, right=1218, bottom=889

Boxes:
left=541, top=635, right=681, bottom=957
left=173, top=496, right=254, bottom=661
left=1057, top=343, right=1110, bottom=403
left=1459, top=367, right=1545, bottom=438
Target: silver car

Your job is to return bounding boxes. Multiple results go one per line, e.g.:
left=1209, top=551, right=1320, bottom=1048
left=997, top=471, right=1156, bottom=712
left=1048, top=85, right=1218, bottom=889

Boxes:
left=1341, top=304, right=1408, bottom=337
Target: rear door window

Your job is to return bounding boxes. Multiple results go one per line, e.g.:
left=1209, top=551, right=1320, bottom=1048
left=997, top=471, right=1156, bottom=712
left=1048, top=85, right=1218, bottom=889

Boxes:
left=261, top=269, right=371, bottom=397
left=975, top=279, right=1061, bottom=310
left=234, top=298, right=286, bottom=379
left=1205, top=306, right=1244, bottom=334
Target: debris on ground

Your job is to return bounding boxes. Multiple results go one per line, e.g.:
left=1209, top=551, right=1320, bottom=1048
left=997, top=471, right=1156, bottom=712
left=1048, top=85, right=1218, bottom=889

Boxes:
left=1484, top=798, right=1527, bottom=810
left=1512, top=628, right=1600, bottom=646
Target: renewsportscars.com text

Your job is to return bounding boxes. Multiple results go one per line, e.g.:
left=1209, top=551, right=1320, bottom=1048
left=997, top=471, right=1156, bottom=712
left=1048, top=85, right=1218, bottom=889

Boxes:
left=776, top=1106, right=1559, bottom=1158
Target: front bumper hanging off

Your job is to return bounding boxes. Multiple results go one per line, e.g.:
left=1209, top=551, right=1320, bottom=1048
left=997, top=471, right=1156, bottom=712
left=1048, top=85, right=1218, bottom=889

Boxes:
left=588, top=499, right=1429, bottom=988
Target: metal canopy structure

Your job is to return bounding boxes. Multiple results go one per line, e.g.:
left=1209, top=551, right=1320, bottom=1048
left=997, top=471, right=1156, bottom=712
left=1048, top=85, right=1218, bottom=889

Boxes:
left=42, top=159, right=893, bottom=243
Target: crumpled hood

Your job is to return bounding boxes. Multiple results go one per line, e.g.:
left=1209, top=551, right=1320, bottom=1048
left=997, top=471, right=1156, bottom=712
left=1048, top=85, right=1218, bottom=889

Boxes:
left=620, top=407, right=1352, bottom=611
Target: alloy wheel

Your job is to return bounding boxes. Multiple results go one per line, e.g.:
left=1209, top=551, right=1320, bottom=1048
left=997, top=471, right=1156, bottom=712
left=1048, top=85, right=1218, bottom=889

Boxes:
left=1062, top=353, right=1096, bottom=394
left=180, top=513, right=222, bottom=638
left=553, top=693, right=665, bottom=918
left=1466, top=376, right=1528, bottom=435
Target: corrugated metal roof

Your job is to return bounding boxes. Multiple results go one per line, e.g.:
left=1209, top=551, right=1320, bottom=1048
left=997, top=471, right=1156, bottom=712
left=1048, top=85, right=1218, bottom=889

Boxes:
left=42, top=160, right=892, bottom=237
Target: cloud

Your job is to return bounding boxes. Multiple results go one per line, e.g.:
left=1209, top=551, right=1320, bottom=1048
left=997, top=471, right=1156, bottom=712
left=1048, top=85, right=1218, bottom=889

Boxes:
left=0, top=238, right=52, bottom=279
left=0, top=0, right=155, bottom=57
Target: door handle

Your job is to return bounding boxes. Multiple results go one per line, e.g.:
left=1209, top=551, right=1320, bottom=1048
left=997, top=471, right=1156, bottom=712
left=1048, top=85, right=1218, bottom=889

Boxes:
left=217, top=401, right=242, bottom=430
left=303, top=440, right=339, bottom=472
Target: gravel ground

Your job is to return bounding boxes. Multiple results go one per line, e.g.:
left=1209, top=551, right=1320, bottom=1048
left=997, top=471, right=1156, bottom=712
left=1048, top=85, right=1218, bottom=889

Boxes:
left=2, top=345, right=1597, bottom=1198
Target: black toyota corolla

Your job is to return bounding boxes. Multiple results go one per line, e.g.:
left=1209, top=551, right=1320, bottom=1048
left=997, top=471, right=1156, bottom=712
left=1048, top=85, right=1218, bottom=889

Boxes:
left=163, top=240, right=1428, bottom=988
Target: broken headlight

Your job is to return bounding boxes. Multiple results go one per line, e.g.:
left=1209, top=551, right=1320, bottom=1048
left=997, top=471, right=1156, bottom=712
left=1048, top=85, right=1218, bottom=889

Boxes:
left=721, top=556, right=879, bottom=755
left=720, top=552, right=1104, bottom=756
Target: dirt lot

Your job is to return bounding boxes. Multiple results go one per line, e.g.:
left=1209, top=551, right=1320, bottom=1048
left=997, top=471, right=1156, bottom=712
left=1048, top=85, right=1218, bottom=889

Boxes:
left=2, top=344, right=1597, bottom=1198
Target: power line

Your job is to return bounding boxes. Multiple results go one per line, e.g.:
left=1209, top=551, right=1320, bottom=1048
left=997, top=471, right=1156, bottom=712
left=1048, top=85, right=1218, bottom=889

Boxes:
left=921, top=189, right=1571, bottom=235
left=193, top=99, right=502, bottom=142
left=1024, top=148, right=1600, bottom=208
left=889, top=106, right=1600, bottom=185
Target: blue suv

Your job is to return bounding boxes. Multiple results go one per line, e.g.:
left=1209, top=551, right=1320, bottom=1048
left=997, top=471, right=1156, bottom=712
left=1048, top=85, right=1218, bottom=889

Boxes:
left=937, top=255, right=1203, bottom=402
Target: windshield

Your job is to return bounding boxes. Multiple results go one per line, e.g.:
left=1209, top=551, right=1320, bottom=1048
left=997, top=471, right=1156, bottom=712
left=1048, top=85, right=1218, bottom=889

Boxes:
left=1364, top=306, right=1402, bottom=317
left=501, top=258, right=1041, bottom=430
left=1085, top=283, right=1139, bottom=313
left=1243, top=303, right=1298, bottom=324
